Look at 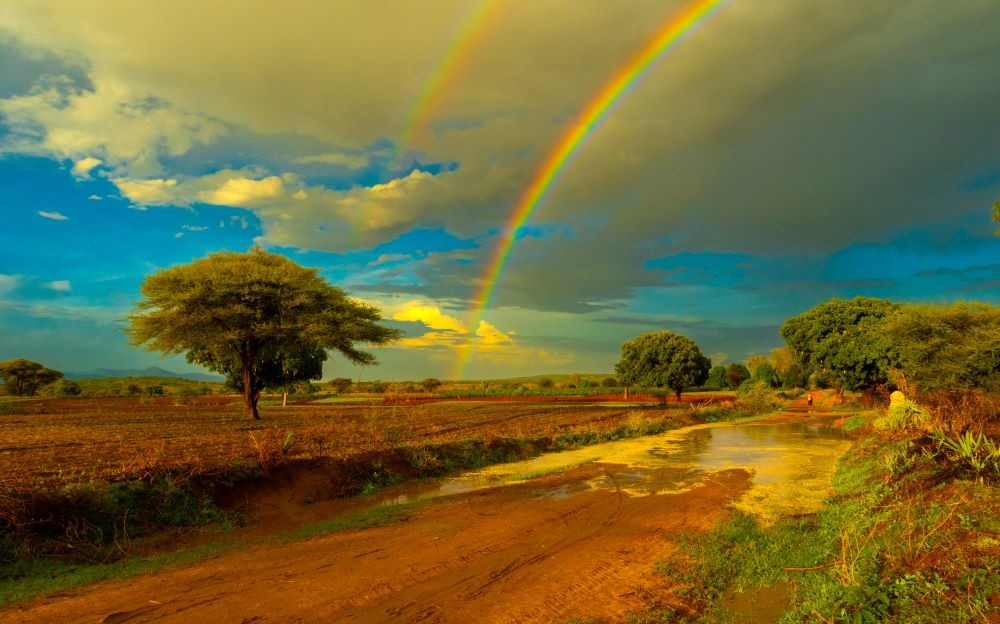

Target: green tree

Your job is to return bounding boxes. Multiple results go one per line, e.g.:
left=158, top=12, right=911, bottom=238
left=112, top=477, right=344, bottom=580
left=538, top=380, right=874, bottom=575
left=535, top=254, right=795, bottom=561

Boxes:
left=885, top=302, right=1000, bottom=392
left=127, top=249, right=400, bottom=420
left=0, top=359, right=63, bottom=397
left=706, top=365, right=728, bottom=390
left=420, top=378, right=442, bottom=393
left=781, top=296, right=901, bottom=402
left=781, top=362, right=810, bottom=389
left=745, top=354, right=768, bottom=377
left=614, top=331, right=711, bottom=400
left=600, top=376, right=619, bottom=388
left=769, top=346, right=795, bottom=377
left=751, top=361, right=778, bottom=387
left=993, top=201, right=999, bottom=235
left=725, top=363, right=750, bottom=390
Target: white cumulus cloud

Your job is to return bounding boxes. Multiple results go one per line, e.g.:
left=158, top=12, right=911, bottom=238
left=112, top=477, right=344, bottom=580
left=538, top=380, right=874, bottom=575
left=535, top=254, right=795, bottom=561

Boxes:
left=38, top=210, right=68, bottom=220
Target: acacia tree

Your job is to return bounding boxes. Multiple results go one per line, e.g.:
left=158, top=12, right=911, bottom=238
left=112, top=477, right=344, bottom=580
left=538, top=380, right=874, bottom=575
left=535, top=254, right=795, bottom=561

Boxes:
left=127, top=249, right=401, bottom=420
left=614, top=331, right=710, bottom=401
left=0, top=359, right=63, bottom=396
left=781, top=296, right=901, bottom=403
left=885, top=301, right=1000, bottom=392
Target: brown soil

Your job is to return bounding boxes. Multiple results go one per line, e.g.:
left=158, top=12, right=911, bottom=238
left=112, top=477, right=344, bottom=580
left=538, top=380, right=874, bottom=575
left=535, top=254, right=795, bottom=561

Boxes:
left=1, top=463, right=752, bottom=623
left=0, top=396, right=715, bottom=492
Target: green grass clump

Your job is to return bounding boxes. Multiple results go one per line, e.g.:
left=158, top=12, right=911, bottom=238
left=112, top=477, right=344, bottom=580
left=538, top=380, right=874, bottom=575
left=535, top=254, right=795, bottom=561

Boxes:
left=290, top=500, right=424, bottom=540
left=842, top=415, right=868, bottom=431
left=0, top=541, right=232, bottom=607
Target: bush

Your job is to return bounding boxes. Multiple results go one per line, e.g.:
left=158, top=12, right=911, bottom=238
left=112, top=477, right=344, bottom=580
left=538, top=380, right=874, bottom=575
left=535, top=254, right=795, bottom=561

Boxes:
left=736, top=380, right=777, bottom=413
left=328, top=377, right=353, bottom=394
left=40, top=380, right=81, bottom=397
left=601, top=377, right=619, bottom=388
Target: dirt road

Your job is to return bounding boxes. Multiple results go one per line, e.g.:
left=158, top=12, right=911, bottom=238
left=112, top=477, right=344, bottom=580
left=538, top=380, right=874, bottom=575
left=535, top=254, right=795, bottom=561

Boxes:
left=1, top=462, right=751, bottom=623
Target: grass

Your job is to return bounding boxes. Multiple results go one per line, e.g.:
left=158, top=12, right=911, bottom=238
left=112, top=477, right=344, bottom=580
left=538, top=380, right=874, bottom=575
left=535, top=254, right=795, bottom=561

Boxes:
left=0, top=498, right=430, bottom=607
left=289, top=499, right=426, bottom=540
left=645, top=432, right=1000, bottom=623
left=0, top=540, right=234, bottom=607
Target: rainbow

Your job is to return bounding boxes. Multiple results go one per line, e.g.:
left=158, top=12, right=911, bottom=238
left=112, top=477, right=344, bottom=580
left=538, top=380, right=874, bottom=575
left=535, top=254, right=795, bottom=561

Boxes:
left=453, top=0, right=731, bottom=380
left=395, top=1, right=505, bottom=162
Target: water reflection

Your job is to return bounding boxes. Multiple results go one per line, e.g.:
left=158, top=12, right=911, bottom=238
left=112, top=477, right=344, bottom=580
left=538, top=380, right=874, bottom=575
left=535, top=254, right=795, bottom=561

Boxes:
left=383, top=418, right=852, bottom=525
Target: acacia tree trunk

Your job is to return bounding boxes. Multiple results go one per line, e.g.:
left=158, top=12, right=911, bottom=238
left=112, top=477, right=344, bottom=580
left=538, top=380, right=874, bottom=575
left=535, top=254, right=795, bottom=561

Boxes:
left=674, top=388, right=682, bottom=402
left=241, top=351, right=261, bottom=420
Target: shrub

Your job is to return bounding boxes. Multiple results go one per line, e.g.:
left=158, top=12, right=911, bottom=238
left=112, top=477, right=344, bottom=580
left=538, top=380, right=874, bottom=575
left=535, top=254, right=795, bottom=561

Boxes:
left=875, top=399, right=929, bottom=431
left=736, top=380, right=777, bottom=413
left=40, top=380, right=81, bottom=397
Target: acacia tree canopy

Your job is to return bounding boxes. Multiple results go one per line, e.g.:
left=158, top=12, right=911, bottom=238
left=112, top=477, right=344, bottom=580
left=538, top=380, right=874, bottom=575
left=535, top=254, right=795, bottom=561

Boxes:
left=614, top=331, right=710, bottom=400
left=0, top=359, right=63, bottom=397
left=885, top=301, right=1000, bottom=393
left=127, top=249, right=401, bottom=420
left=780, top=296, right=901, bottom=396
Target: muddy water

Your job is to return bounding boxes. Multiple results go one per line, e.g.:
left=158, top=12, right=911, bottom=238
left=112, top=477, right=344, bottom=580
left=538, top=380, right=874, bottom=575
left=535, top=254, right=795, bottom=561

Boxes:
left=387, top=415, right=852, bottom=525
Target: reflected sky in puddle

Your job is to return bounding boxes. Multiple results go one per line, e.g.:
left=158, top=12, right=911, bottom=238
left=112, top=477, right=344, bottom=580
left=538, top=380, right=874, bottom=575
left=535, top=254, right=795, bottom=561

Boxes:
left=385, top=418, right=853, bottom=525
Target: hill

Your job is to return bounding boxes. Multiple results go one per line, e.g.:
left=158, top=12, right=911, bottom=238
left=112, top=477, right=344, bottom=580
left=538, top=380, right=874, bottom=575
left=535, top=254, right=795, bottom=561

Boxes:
left=65, top=366, right=222, bottom=382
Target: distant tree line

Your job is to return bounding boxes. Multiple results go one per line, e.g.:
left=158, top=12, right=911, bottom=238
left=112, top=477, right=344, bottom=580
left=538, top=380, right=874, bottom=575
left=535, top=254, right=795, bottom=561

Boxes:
left=613, top=297, right=999, bottom=407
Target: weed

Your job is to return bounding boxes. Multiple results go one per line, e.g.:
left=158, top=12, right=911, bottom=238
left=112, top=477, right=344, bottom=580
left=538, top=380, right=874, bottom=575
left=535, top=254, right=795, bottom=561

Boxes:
left=842, top=415, right=868, bottom=431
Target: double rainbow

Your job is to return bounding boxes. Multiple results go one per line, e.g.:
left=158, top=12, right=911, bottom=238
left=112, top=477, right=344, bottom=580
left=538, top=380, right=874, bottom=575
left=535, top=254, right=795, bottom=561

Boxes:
left=453, top=0, right=731, bottom=379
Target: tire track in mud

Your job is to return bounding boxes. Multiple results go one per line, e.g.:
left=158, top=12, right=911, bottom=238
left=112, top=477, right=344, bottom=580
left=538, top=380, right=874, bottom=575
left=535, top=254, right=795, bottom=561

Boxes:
left=1, top=462, right=751, bottom=624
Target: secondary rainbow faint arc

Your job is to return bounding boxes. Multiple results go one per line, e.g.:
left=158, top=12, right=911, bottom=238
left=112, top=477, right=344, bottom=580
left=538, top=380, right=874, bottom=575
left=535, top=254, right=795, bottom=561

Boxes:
left=453, top=0, right=732, bottom=379
left=352, top=1, right=502, bottom=240
left=396, top=1, right=504, bottom=151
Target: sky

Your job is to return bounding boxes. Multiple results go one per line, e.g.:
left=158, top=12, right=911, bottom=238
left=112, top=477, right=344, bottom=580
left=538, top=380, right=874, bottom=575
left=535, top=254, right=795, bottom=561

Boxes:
left=0, top=0, right=998, bottom=382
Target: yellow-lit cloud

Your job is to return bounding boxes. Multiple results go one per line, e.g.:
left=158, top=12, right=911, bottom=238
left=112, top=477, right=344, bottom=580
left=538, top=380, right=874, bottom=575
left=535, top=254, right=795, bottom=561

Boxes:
left=397, top=331, right=465, bottom=349
left=114, top=178, right=177, bottom=205
left=71, top=157, right=102, bottom=178
left=474, top=320, right=513, bottom=349
left=392, top=301, right=468, bottom=334
left=0, top=75, right=223, bottom=177
left=294, top=152, right=369, bottom=169
left=199, top=175, right=285, bottom=206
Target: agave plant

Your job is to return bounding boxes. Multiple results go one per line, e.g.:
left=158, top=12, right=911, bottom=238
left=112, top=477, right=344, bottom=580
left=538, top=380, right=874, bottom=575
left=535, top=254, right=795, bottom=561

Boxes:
left=931, top=430, right=1000, bottom=482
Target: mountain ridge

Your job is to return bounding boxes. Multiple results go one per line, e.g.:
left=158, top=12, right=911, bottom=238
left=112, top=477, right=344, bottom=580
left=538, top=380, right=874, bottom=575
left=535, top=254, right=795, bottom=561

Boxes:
left=64, top=366, right=222, bottom=382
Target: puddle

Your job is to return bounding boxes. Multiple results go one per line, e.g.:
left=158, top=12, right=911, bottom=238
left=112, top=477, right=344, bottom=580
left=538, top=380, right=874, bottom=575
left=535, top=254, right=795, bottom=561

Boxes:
left=380, top=417, right=852, bottom=525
